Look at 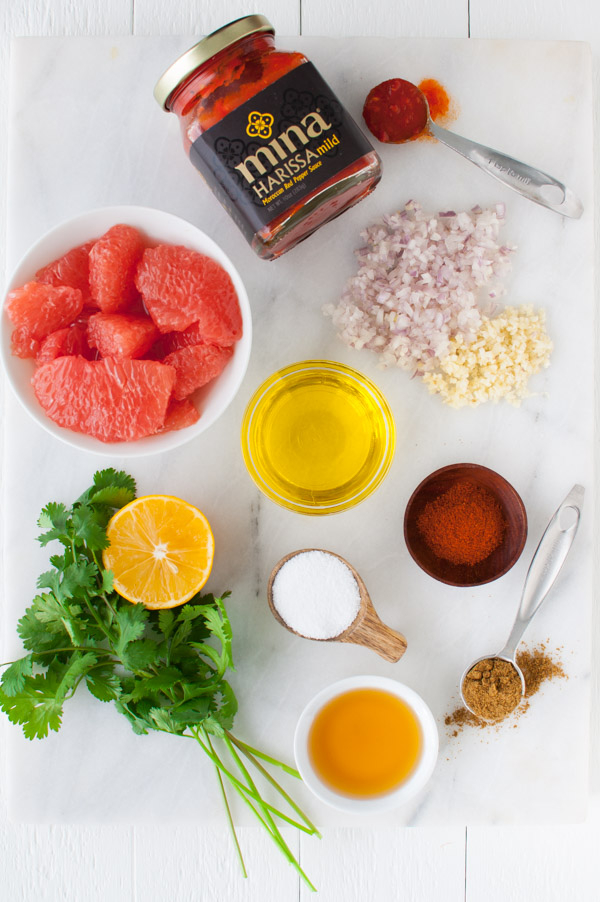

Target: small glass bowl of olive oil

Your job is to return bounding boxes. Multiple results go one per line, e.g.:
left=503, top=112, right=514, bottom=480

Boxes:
left=241, top=360, right=395, bottom=515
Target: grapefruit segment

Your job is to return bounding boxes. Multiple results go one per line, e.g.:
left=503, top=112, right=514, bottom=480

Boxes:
left=153, top=321, right=237, bottom=359
left=32, top=356, right=176, bottom=442
left=6, top=282, right=83, bottom=342
left=11, top=327, right=41, bottom=359
left=36, top=324, right=93, bottom=366
left=160, top=399, right=201, bottom=433
left=135, top=244, right=242, bottom=341
left=35, top=241, right=94, bottom=305
left=87, top=312, right=159, bottom=359
left=163, top=342, right=233, bottom=400
left=89, top=224, right=145, bottom=313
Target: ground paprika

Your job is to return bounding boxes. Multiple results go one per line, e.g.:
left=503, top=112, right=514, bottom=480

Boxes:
left=416, top=479, right=506, bottom=566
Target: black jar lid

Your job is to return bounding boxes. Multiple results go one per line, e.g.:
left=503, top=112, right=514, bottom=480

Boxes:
left=154, top=14, right=275, bottom=110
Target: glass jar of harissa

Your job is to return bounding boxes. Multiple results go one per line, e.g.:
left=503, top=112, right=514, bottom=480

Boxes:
left=154, top=15, right=382, bottom=260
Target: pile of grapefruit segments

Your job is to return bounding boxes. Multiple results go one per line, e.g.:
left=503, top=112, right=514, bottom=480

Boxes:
left=5, top=223, right=243, bottom=442
left=103, top=495, right=215, bottom=609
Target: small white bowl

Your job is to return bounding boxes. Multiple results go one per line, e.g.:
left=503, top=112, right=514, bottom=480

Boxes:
left=294, top=675, right=439, bottom=814
left=0, top=205, right=252, bottom=457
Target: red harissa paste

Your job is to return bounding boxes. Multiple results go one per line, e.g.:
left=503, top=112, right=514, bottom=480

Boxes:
left=155, top=15, right=382, bottom=260
left=363, top=77, right=454, bottom=143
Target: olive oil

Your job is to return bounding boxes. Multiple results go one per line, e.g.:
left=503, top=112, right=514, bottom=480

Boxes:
left=308, top=688, right=421, bottom=798
left=241, top=361, right=395, bottom=514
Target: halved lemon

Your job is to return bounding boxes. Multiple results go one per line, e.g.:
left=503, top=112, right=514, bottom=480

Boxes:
left=103, top=495, right=214, bottom=609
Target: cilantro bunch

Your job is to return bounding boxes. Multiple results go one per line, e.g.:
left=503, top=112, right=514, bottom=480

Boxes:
left=0, top=470, right=318, bottom=888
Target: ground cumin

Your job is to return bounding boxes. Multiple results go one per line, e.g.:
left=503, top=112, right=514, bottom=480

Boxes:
left=445, top=644, right=566, bottom=736
left=462, top=657, right=523, bottom=721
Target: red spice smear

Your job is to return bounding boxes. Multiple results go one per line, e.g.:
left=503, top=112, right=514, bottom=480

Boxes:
left=416, top=480, right=507, bottom=566
left=417, top=78, right=451, bottom=122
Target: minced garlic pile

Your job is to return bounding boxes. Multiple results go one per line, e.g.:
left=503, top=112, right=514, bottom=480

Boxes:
left=423, top=305, right=552, bottom=407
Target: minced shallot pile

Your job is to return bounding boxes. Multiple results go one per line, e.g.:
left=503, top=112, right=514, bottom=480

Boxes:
left=323, top=201, right=552, bottom=407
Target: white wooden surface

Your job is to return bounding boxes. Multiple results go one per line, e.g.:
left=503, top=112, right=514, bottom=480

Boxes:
left=0, top=1, right=598, bottom=900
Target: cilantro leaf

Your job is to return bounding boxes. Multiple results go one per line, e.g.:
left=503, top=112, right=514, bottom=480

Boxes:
left=0, top=655, right=34, bottom=696
left=113, top=604, right=148, bottom=657
left=209, top=680, right=238, bottom=732
left=101, top=569, right=114, bottom=595
left=76, top=470, right=136, bottom=507
left=121, top=639, right=159, bottom=672
left=0, top=671, right=65, bottom=739
left=89, top=486, right=136, bottom=508
left=54, top=652, right=98, bottom=697
left=192, top=598, right=234, bottom=671
left=37, top=502, right=70, bottom=546
left=140, top=667, right=183, bottom=691
left=36, top=569, right=62, bottom=597
left=86, top=667, right=122, bottom=703
left=92, top=469, right=136, bottom=496
left=169, top=696, right=211, bottom=725
left=113, top=699, right=150, bottom=735
left=37, top=561, right=97, bottom=602
left=148, top=707, right=182, bottom=734
left=71, top=505, right=110, bottom=551
left=17, top=595, right=72, bottom=652
left=157, top=609, right=176, bottom=640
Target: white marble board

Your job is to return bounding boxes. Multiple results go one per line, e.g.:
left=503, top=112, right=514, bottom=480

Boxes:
left=2, top=36, right=593, bottom=826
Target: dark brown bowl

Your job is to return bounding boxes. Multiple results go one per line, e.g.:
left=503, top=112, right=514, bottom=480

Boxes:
left=403, top=463, right=527, bottom=587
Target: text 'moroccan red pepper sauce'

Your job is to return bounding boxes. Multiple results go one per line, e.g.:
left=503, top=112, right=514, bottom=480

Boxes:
left=154, top=15, right=382, bottom=260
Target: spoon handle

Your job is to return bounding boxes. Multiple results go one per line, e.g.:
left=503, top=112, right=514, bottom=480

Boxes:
left=340, top=603, right=407, bottom=663
left=499, top=485, right=584, bottom=659
left=428, top=120, right=583, bottom=219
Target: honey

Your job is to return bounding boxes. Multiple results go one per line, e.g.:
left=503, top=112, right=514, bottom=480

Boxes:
left=241, top=361, right=395, bottom=514
left=308, top=688, right=422, bottom=798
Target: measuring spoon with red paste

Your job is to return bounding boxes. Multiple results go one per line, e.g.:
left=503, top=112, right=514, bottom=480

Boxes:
left=363, top=78, right=583, bottom=218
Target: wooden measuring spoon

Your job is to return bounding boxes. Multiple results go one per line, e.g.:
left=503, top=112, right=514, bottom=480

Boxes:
left=267, top=549, right=407, bottom=663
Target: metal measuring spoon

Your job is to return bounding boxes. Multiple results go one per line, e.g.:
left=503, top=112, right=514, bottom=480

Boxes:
left=369, top=79, right=583, bottom=218
left=422, top=94, right=584, bottom=219
left=460, top=484, right=584, bottom=718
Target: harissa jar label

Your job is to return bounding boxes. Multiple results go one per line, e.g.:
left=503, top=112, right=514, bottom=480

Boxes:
left=189, top=62, right=374, bottom=242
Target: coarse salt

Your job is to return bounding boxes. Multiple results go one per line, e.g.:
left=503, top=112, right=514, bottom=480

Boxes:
left=271, top=550, right=361, bottom=640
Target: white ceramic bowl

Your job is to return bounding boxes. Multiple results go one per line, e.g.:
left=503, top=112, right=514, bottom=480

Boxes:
left=294, top=675, right=439, bottom=814
left=0, top=205, right=252, bottom=457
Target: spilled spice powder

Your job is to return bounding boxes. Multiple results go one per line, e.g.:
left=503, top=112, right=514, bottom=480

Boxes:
left=445, top=644, right=566, bottom=736
left=518, top=645, right=565, bottom=697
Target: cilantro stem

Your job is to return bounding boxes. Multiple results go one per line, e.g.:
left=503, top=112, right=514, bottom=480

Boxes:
left=83, top=597, right=114, bottom=648
left=226, top=733, right=301, bottom=778
left=0, top=647, right=112, bottom=667
left=223, top=734, right=317, bottom=892
left=206, top=732, right=247, bottom=879
left=190, top=728, right=308, bottom=829
left=227, top=734, right=321, bottom=838
left=197, top=733, right=305, bottom=874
